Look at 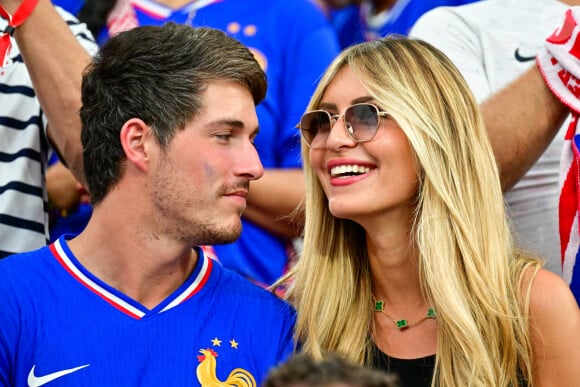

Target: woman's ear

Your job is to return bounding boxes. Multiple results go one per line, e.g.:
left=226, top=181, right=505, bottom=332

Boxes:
left=120, top=118, right=153, bottom=172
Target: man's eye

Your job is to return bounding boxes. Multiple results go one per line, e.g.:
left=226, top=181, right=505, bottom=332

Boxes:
left=216, top=134, right=232, bottom=141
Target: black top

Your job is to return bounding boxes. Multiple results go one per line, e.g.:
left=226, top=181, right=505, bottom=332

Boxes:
left=370, top=342, right=529, bottom=387
left=370, top=342, right=435, bottom=387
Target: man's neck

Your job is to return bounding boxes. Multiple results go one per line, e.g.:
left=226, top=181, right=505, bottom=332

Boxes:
left=66, top=209, right=199, bottom=309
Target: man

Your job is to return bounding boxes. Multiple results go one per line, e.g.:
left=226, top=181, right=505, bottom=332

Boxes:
left=0, top=0, right=96, bottom=257
left=0, top=24, right=295, bottom=385
left=49, top=0, right=340, bottom=287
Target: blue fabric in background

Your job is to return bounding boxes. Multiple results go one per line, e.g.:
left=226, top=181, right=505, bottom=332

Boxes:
left=330, top=0, right=481, bottom=49
left=47, top=153, right=91, bottom=242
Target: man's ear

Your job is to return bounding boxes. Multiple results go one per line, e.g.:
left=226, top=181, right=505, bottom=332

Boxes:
left=120, top=118, right=154, bottom=172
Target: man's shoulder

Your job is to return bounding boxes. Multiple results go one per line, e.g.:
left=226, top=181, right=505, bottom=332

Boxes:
left=214, top=263, right=294, bottom=310
left=0, top=246, right=54, bottom=280
left=0, top=246, right=56, bottom=307
left=0, top=244, right=50, bottom=263
left=207, top=262, right=297, bottom=346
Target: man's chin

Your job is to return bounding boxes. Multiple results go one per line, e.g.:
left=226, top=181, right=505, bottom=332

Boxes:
left=214, top=232, right=241, bottom=245
left=209, top=223, right=242, bottom=245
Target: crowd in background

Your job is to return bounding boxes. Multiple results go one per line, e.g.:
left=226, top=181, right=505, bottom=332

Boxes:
left=0, top=0, right=579, bottom=386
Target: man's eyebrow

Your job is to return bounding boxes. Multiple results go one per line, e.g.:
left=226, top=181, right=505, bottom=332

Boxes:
left=206, top=119, right=245, bottom=129
left=206, top=119, right=260, bottom=136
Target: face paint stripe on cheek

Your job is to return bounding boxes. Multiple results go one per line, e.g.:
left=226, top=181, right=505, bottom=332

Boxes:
left=204, top=162, right=214, bottom=177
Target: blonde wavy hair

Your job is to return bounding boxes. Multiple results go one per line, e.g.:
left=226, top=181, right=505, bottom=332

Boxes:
left=283, top=37, right=542, bottom=386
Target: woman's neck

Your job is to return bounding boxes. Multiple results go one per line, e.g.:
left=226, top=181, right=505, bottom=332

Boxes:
left=366, top=234, right=424, bottom=308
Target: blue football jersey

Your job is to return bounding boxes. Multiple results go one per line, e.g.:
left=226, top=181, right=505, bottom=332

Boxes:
left=0, top=236, right=296, bottom=386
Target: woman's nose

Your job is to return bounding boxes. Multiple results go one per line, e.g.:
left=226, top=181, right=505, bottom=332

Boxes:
left=325, top=116, right=356, bottom=150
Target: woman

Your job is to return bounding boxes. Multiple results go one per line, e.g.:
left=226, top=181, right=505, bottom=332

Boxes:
left=283, top=37, right=580, bottom=386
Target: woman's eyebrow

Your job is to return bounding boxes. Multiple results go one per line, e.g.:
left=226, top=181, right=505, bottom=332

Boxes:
left=318, top=96, right=376, bottom=110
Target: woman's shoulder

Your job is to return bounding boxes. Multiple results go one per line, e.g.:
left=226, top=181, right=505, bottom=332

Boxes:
left=523, top=268, right=579, bottom=324
left=527, top=268, right=580, bottom=385
left=527, top=268, right=578, bottom=314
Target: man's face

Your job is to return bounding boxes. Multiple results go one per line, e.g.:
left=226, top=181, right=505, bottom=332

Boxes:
left=148, top=80, right=263, bottom=246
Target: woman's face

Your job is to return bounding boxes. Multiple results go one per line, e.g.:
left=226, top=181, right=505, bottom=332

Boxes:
left=308, top=66, right=419, bottom=227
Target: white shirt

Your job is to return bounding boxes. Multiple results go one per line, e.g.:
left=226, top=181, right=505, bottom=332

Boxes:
left=410, top=0, right=569, bottom=274
left=0, top=7, right=97, bottom=258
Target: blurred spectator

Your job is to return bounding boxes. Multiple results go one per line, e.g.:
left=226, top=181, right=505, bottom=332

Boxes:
left=46, top=153, right=90, bottom=242
left=410, top=0, right=574, bottom=276
left=0, top=0, right=96, bottom=258
left=51, top=0, right=340, bottom=286
left=314, top=0, right=480, bottom=49
left=264, top=353, right=399, bottom=387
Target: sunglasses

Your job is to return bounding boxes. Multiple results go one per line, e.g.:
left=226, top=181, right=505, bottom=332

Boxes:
left=298, top=103, right=390, bottom=149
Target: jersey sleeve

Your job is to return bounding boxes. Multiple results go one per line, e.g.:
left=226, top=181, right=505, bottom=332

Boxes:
left=409, top=7, right=491, bottom=102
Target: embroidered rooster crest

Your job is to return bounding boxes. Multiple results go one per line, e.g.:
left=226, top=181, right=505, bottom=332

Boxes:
left=196, top=348, right=256, bottom=387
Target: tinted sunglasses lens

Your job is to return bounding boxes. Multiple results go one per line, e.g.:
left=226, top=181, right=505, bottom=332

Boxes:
left=300, top=111, right=329, bottom=147
left=345, top=104, right=379, bottom=141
